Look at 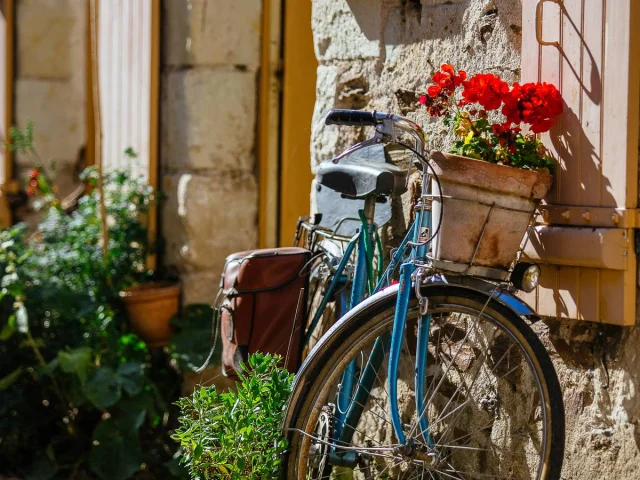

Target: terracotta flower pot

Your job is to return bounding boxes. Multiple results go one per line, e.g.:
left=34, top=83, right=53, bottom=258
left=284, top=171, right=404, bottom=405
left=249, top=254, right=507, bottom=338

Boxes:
left=120, top=282, right=181, bottom=347
left=428, top=151, right=553, bottom=278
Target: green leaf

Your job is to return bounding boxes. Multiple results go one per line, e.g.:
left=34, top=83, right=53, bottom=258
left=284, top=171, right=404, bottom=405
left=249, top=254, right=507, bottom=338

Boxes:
left=117, top=362, right=145, bottom=396
left=40, top=358, right=59, bottom=376
left=83, top=367, right=121, bottom=409
left=0, top=367, right=23, bottom=390
left=58, top=347, right=92, bottom=383
left=25, top=452, right=57, bottom=480
left=89, top=417, right=143, bottom=480
left=0, top=319, right=15, bottom=340
left=193, top=444, right=203, bottom=461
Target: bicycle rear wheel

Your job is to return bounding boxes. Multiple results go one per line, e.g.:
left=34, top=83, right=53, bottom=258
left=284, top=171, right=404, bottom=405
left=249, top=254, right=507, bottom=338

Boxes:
left=283, top=285, right=564, bottom=479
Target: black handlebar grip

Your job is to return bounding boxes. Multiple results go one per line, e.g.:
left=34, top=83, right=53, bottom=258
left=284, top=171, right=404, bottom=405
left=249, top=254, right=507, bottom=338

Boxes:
left=324, top=109, right=378, bottom=126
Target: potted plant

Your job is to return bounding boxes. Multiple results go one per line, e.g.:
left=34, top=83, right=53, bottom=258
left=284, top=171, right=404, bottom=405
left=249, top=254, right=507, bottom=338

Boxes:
left=18, top=126, right=180, bottom=347
left=91, top=154, right=180, bottom=348
left=418, top=64, right=563, bottom=273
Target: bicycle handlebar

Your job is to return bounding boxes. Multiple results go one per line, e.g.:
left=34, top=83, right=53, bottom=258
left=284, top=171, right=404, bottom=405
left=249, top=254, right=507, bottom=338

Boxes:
left=324, top=109, right=383, bottom=126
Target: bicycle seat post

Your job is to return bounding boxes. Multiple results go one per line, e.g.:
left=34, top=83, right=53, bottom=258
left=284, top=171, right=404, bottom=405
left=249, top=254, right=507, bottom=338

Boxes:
left=362, top=193, right=376, bottom=225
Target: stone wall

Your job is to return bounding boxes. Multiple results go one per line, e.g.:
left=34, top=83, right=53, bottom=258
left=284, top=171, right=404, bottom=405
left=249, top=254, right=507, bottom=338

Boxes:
left=14, top=0, right=87, bottom=219
left=160, top=0, right=261, bottom=305
left=310, top=0, right=640, bottom=477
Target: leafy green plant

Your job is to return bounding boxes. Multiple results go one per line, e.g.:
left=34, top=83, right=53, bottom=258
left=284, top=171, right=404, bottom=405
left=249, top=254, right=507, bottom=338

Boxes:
left=173, top=353, right=293, bottom=479
left=0, top=124, right=189, bottom=480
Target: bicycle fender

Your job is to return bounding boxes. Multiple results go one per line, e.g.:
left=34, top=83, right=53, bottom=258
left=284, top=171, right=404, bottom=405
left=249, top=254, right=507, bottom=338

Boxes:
left=428, top=274, right=539, bottom=320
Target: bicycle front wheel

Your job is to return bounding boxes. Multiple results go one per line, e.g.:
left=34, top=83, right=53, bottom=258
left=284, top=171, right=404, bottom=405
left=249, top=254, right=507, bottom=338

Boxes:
left=283, top=285, right=564, bottom=479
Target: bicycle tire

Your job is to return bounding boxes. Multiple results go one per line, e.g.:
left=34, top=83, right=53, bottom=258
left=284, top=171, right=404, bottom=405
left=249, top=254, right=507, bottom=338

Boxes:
left=283, top=284, right=565, bottom=479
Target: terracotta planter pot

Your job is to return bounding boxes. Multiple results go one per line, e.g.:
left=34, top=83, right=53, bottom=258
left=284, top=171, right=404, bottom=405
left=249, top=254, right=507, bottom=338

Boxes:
left=120, top=282, right=181, bottom=347
left=429, top=151, right=553, bottom=278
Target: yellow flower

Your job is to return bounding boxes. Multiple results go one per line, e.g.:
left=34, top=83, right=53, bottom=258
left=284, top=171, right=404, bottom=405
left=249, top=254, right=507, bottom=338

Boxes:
left=459, top=111, right=470, bottom=119
left=456, top=118, right=473, bottom=138
left=495, top=146, right=508, bottom=161
left=464, top=130, right=474, bottom=144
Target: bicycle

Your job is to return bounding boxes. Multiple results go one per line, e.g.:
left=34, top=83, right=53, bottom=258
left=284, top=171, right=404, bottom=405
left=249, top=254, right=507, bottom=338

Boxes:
left=283, top=109, right=565, bottom=479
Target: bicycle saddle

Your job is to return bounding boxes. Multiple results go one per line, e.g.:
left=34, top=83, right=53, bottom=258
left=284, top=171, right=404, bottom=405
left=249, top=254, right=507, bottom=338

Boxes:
left=316, top=158, right=407, bottom=198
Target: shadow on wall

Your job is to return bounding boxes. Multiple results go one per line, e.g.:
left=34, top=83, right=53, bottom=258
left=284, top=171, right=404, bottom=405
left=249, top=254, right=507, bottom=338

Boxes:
left=345, top=0, right=522, bottom=46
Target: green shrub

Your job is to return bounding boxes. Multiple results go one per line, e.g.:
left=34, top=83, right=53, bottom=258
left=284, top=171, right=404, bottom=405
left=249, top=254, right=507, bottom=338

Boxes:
left=0, top=124, right=191, bottom=480
left=173, top=353, right=293, bottom=479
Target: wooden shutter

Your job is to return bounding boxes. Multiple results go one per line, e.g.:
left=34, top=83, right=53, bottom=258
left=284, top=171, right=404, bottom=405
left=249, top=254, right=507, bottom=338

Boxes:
left=520, top=0, right=640, bottom=325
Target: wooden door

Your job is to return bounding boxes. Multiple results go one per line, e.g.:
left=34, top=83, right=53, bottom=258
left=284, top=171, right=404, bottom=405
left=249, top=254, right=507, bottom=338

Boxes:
left=520, top=0, right=640, bottom=325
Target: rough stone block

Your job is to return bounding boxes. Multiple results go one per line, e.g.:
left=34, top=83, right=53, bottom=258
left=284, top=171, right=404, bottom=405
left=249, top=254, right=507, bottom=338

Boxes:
left=161, top=69, right=257, bottom=173
left=161, top=172, right=258, bottom=273
left=14, top=78, right=86, bottom=168
left=310, top=64, right=373, bottom=171
left=179, top=270, right=220, bottom=306
left=312, top=0, right=380, bottom=62
left=163, top=0, right=261, bottom=69
left=16, top=0, right=85, bottom=80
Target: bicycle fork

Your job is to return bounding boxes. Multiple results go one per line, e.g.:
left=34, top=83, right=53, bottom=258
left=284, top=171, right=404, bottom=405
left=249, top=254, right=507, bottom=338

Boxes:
left=389, top=194, right=435, bottom=449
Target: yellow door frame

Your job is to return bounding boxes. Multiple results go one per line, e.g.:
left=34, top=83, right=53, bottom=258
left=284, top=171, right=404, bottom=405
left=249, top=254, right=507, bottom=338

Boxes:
left=278, top=0, right=317, bottom=246
left=0, top=0, right=15, bottom=227
left=258, top=0, right=317, bottom=247
left=257, top=0, right=282, bottom=248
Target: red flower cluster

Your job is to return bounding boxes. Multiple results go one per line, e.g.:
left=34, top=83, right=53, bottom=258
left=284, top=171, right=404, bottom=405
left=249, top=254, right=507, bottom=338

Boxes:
left=419, top=64, right=563, bottom=134
left=461, top=73, right=509, bottom=111
left=420, top=64, right=467, bottom=116
left=502, top=82, right=563, bottom=133
left=428, top=64, right=467, bottom=98
left=27, top=168, right=40, bottom=196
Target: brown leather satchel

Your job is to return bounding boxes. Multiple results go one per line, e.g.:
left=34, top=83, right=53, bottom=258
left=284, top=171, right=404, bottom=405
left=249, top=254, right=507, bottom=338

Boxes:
left=217, top=247, right=311, bottom=377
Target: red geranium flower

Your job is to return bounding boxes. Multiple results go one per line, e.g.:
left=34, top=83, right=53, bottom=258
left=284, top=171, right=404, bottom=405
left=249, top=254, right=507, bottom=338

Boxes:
left=28, top=168, right=40, bottom=180
left=427, top=84, right=442, bottom=98
left=461, top=73, right=509, bottom=111
left=428, top=64, right=468, bottom=97
left=440, top=64, right=467, bottom=86
left=502, top=82, right=563, bottom=133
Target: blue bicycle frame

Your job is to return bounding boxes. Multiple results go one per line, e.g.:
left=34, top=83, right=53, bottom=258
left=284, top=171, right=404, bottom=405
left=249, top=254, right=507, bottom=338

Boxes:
left=302, top=189, right=435, bottom=453
left=296, top=111, right=545, bottom=469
